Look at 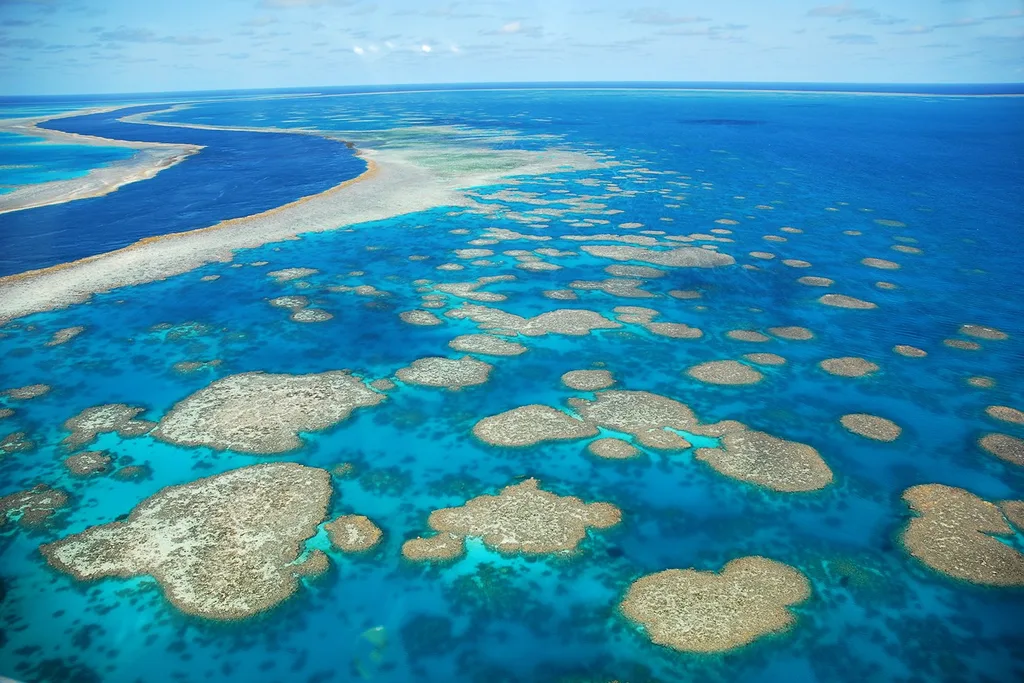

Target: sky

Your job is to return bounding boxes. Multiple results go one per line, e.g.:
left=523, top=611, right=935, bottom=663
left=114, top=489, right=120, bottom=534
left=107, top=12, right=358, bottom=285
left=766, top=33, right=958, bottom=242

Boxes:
left=0, top=0, right=1022, bottom=95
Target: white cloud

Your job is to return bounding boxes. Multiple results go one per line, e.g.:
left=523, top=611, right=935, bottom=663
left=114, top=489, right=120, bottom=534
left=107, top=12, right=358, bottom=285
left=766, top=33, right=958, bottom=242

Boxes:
left=500, top=21, right=522, bottom=34
left=421, top=43, right=431, bottom=52
left=352, top=45, right=364, bottom=54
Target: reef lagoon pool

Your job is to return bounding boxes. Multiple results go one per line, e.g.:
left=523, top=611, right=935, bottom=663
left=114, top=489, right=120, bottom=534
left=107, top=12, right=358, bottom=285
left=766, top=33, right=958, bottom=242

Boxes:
left=0, top=85, right=1022, bottom=683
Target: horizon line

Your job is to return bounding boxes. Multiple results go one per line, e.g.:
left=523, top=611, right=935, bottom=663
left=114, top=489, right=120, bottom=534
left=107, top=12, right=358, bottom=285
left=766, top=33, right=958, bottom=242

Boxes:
left=3, top=80, right=1024, bottom=100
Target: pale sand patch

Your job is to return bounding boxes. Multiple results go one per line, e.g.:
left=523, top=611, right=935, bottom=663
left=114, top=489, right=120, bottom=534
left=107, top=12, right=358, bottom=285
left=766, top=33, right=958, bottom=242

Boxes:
left=325, top=514, right=383, bottom=552
left=818, top=294, right=877, bottom=310
left=580, top=245, right=735, bottom=268
left=0, top=114, right=603, bottom=323
left=900, top=484, right=1023, bottom=586
left=743, top=353, right=786, bottom=366
left=960, top=324, right=1008, bottom=341
left=893, top=345, right=927, bottom=358
left=45, top=326, right=85, bottom=346
left=726, top=330, right=771, bottom=343
left=0, top=110, right=201, bottom=215
left=985, top=406, right=1024, bottom=425
left=400, top=309, right=443, bottom=326
left=797, top=276, right=833, bottom=287
left=587, top=437, right=640, bottom=459
left=396, top=356, right=492, bottom=390
left=767, top=326, right=814, bottom=341
left=448, top=334, right=527, bottom=356
left=620, top=557, right=811, bottom=653
left=840, top=414, right=902, bottom=442
left=402, top=478, right=620, bottom=560
left=686, top=360, right=763, bottom=385
left=979, top=433, right=1024, bottom=466
left=446, top=303, right=621, bottom=337
left=561, top=369, right=615, bottom=391
left=819, top=357, right=879, bottom=377
left=861, top=258, right=900, bottom=270
left=152, top=371, right=383, bottom=453
left=41, top=463, right=333, bottom=619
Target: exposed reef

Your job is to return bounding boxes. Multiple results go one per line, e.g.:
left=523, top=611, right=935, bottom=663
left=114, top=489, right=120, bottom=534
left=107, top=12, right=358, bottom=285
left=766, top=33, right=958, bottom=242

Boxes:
left=819, top=357, right=879, bottom=378
left=620, top=556, right=811, bottom=653
left=978, top=433, right=1023, bottom=467
left=396, top=356, right=492, bottom=390
left=325, top=514, right=383, bottom=552
left=561, top=369, right=615, bottom=391
left=448, top=334, right=527, bottom=356
left=840, top=414, right=902, bottom=442
left=446, top=303, right=621, bottom=337
left=41, top=463, right=333, bottom=620
left=0, top=484, right=69, bottom=528
left=587, top=437, right=640, bottom=460
left=152, top=371, right=384, bottom=453
left=579, top=245, right=735, bottom=268
left=686, top=360, right=764, bottom=386
left=695, top=430, right=833, bottom=492
left=473, top=405, right=598, bottom=447
left=63, top=404, right=155, bottom=450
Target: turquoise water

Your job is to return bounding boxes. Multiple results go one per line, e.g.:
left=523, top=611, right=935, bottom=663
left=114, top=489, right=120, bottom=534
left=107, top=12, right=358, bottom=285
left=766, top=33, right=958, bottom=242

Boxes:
left=0, top=88, right=1022, bottom=683
left=0, top=131, right=136, bottom=194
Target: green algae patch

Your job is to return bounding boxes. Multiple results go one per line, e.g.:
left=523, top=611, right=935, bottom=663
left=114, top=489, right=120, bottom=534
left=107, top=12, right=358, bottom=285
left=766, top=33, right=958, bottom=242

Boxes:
left=41, top=463, right=333, bottom=620
left=620, top=556, right=811, bottom=653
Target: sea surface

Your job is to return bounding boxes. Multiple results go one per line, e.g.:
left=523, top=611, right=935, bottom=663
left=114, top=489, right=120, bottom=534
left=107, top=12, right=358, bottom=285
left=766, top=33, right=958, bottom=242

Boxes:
left=0, top=85, right=1022, bottom=683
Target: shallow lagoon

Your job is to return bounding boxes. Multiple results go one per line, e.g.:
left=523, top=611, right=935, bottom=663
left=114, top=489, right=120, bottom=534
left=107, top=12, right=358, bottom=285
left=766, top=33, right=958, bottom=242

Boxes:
left=0, top=88, right=1022, bottom=683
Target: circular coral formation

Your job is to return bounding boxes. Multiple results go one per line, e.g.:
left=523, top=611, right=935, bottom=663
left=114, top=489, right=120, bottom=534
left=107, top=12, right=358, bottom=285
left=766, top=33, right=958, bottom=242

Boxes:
left=63, top=404, right=155, bottom=449
left=408, top=478, right=620, bottom=559
left=41, top=463, right=332, bottom=620
left=900, top=484, right=1024, bottom=586
left=743, top=353, right=786, bottom=366
left=63, top=450, right=113, bottom=476
left=861, top=258, right=900, bottom=270
left=985, top=406, right=1024, bottom=425
left=767, top=326, right=814, bottom=341
left=399, top=309, right=443, bottom=326
left=5, top=384, right=50, bottom=400
left=396, top=356, right=492, bottom=390
left=473, top=405, right=598, bottom=447
left=893, top=345, right=927, bottom=358
left=269, top=295, right=309, bottom=309
left=978, top=433, right=1024, bottom=466
left=561, top=369, right=615, bottom=391
left=620, top=557, right=811, bottom=653
left=587, top=437, right=640, bottom=460
left=797, top=276, right=833, bottom=287
left=325, top=514, right=383, bottom=552
left=686, top=360, right=764, bottom=386
left=152, top=371, right=384, bottom=454
left=819, top=357, right=879, bottom=378
left=695, top=430, right=833, bottom=492
left=840, top=414, right=902, bottom=442
left=46, top=326, right=85, bottom=347
left=967, top=376, right=996, bottom=389
left=749, top=251, right=775, bottom=260
left=818, top=294, right=877, bottom=310
left=726, top=330, right=770, bottom=343
left=402, top=532, right=465, bottom=562
left=290, top=308, right=333, bottom=323
left=959, top=324, right=1008, bottom=341
left=448, top=334, right=527, bottom=357
left=0, top=484, right=68, bottom=528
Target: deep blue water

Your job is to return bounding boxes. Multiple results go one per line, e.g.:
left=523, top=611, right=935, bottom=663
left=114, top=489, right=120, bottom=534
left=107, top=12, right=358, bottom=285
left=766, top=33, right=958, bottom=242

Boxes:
left=0, top=105, right=364, bottom=275
left=0, top=88, right=1022, bottom=683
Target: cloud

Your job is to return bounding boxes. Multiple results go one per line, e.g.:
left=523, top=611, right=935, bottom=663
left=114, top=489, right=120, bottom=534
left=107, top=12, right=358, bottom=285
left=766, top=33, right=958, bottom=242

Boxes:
left=242, top=17, right=278, bottom=27
left=829, top=33, right=877, bottom=44
left=421, top=43, right=431, bottom=52
left=259, top=0, right=356, bottom=7
left=97, top=27, right=221, bottom=45
left=807, top=3, right=879, bottom=20
left=893, top=25, right=932, bottom=35
left=481, top=21, right=543, bottom=38
left=933, top=17, right=981, bottom=28
left=624, top=8, right=708, bottom=25
left=352, top=45, right=364, bottom=54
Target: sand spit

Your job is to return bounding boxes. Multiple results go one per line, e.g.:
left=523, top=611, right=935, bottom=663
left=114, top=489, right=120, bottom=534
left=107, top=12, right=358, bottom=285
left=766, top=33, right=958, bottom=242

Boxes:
left=153, top=371, right=384, bottom=453
left=900, top=484, right=1024, bottom=586
left=395, top=356, right=492, bottom=390
left=0, top=484, right=69, bottom=528
left=0, top=110, right=603, bottom=323
left=41, top=463, right=333, bottom=619
left=63, top=403, right=155, bottom=449
left=325, top=514, right=383, bottom=553
left=580, top=245, right=735, bottom=268
left=0, top=110, right=201, bottom=215
left=561, top=369, right=615, bottom=391
left=448, top=334, right=527, bottom=356
left=840, top=414, right=902, bottom=442
left=446, top=303, right=621, bottom=337
left=473, top=405, right=599, bottom=447
left=620, top=557, right=811, bottom=653
left=402, top=478, right=620, bottom=560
